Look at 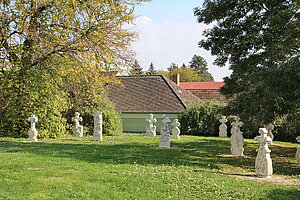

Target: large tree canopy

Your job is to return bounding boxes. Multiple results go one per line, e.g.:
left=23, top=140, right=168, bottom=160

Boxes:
left=0, top=0, right=145, bottom=137
left=195, top=0, right=300, bottom=125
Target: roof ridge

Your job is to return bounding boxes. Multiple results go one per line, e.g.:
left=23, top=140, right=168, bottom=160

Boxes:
left=161, top=76, right=187, bottom=109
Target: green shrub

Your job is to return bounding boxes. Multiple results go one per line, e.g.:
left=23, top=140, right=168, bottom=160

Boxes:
left=223, top=103, right=300, bottom=142
left=65, top=94, right=122, bottom=136
left=179, top=101, right=225, bottom=136
left=0, top=68, right=68, bottom=138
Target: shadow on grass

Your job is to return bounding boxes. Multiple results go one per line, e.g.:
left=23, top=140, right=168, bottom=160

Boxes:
left=0, top=137, right=299, bottom=176
left=268, top=188, right=300, bottom=200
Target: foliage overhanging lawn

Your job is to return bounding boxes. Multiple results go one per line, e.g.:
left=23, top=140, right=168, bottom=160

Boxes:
left=0, top=134, right=299, bottom=200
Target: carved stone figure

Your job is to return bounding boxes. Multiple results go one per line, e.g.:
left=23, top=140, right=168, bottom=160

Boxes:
left=171, top=119, right=180, bottom=139
left=28, top=114, right=38, bottom=142
left=159, top=115, right=171, bottom=148
left=296, top=136, right=300, bottom=164
left=219, top=116, right=228, bottom=138
left=266, top=123, right=274, bottom=143
left=254, top=128, right=273, bottom=178
left=72, top=112, right=83, bottom=137
left=230, top=116, right=244, bottom=156
left=145, top=114, right=157, bottom=136
left=93, top=111, right=103, bottom=141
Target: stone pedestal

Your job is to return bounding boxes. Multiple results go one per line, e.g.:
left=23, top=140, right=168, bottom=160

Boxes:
left=145, top=114, right=157, bottom=136
left=28, top=114, right=38, bottom=142
left=171, top=119, right=180, bottom=140
left=159, top=115, right=171, bottom=148
left=296, top=136, right=300, bottom=164
left=255, top=128, right=273, bottom=178
left=72, top=112, right=83, bottom=137
left=93, top=111, right=103, bottom=141
left=230, top=116, right=244, bottom=156
left=219, top=116, right=228, bottom=138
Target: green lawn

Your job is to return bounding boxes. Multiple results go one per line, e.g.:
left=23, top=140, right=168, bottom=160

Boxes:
left=0, top=134, right=299, bottom=200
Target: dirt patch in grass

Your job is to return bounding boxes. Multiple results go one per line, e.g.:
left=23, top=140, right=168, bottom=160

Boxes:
left=235, top=174, right=300, bottom=187
left=39, top=176, right=70, bottom=182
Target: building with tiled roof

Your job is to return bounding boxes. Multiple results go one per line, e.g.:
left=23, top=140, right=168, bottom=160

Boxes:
left=179, top=82, right=228, bottom=103
left=106, top=75, right=200, bottom=132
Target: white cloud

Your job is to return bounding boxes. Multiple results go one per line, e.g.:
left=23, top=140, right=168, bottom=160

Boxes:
left=132, top=16, right=232, bottom=81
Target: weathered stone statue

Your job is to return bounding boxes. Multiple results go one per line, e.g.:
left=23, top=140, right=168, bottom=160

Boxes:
left=266, top=123, right=274, bottom=143
left=230, top=116, right=244, bottom=156
left=219, top=116, right=228, bottom=138
left=145, top=114, right=157, bottom=136
left=171, top=119, right=180, bottom=140
left=255, top=128, right=273, bottom=178
left=296, top=136, right=300, bottom=164
left=93, top=111, right=103, bottom=141
left=159, top=115, right=171, bottom=148
left=72, top=112, right=83, bottom=137
left=28, top=114, right=38, bottom=142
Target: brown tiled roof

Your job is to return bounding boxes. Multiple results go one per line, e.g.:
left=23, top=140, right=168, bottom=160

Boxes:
left=187, top=89, right=228, bottom=103
left=180, top=82, right=225, bottom=89
left=179, top=81, right=229, bottom=103
left=106, top=75, right=200, bottom=113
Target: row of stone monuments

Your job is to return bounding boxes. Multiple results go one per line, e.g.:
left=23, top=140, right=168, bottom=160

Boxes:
left=223, top=116, right=274, bottom=178
left=27, top=112, right=103, bottom=142
left=145, top=114, right=181, bottom=149
left=145, top=114, right=180, bottom=139
left=220, top=115, right=300, bottom=178
left=26, top=113, right=300, bottom=178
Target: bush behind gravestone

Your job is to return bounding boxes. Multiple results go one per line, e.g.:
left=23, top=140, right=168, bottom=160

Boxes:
left=65, top=95, right=122, bottom=136
left=223, top=104, right=300, bottom=142
left=0, top=68, right=68, bottom=138
left=179, top=101, right=225, bottom=136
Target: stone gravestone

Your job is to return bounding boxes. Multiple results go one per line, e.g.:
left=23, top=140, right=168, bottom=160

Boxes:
left=171, top=119, right=180, bottom=140
left=93, top=111, right=103, bottom=141
left=296, top=136, right=300, bottom=164
left=72, top=112, right=83, bottom=137
left=159, top=115, right=171, bottom=148
left=219, top=116, right=228, bottom=138
left=230, top=116, right=244, bottom=156
left=145, top=114, right=157, bottom=136
left=28, top=114, right=38, bottom=142
left=254, top=128, right=273, bottom=178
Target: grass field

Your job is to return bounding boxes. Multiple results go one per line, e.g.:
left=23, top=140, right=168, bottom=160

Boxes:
left=0, top=134, right=299, bottom=200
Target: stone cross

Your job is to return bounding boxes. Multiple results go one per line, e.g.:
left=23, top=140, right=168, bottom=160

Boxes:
left=28, top=114, right=38, bottom=142
left=254, top=128, right=273, bottom=178
left=93, top=111, right=103, bottom=141
left=159, top=115, right=171, bottom=148
left=171, top=119, right=181, bottom=140
left=145, top=114, right=157, bottom=136
left=72, top=112, right=83, bottom=137
left=296, top=136, right=300, bottom=164
left=219, top=116, right=228, bottom=138
left=230, top=116, right=244, bottom=156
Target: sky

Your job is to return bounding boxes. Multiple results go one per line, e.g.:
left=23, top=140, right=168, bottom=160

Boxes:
left=132, top=0, right=232, bottom=82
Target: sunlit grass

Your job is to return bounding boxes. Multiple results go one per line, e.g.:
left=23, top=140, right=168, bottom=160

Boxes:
left=0, top=134, right=299, bottom=199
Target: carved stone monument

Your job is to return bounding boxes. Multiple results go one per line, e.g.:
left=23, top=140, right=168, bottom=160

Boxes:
left=230, top=116, right=244, bottom=156
left=159, top=115, right=171, bottom=148
left=254, top=128, right=273, bottom=178
left=219, top=116, right=228, bottom=138
left=145, top=114, right=157, bottom=136
left=93, top=111, right=103, bottom=141
left=171, top=119, right=180, bottom=140
left=72, top=112, right=83, bottom=137
left=28, top=114, right=38, bottom=142
left=296, top=136, right=300, bottom=164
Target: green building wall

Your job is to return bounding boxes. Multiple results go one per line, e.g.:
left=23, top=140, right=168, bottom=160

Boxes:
left=121, top=113, right=179, bottom=133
